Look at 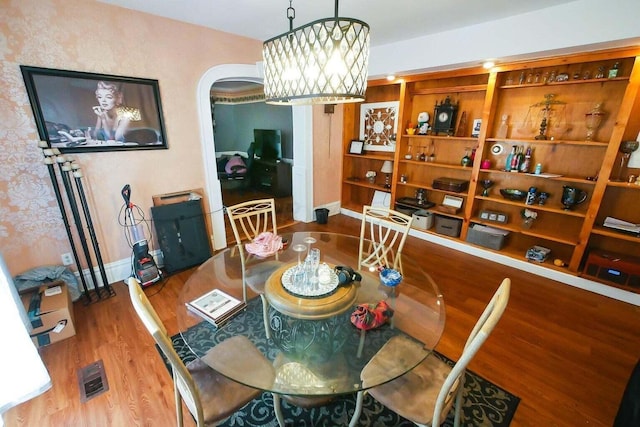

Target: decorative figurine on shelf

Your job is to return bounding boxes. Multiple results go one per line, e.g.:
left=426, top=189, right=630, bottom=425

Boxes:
left=417, top=112, right=430, bottom=135
left=521, top=208, right=538, bottom=229
left=365, top=170, right=376, bottom=183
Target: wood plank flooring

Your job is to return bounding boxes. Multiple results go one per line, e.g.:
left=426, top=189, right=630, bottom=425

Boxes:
left=4, top=214, right=640, bottom=427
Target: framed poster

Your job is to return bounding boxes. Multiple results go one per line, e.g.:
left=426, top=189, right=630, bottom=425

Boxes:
left=21, top=66, right=168, bottom=153
left=359, top=101, right=399, bottom=152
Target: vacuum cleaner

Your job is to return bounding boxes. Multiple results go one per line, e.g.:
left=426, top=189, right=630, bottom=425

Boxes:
left=121, top=185, right=161, bottom=287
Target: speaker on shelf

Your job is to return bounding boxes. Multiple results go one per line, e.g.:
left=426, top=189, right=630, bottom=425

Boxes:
left=583, top=250, right=640, bottom=289
left=151, top=200, right=212, bottom=274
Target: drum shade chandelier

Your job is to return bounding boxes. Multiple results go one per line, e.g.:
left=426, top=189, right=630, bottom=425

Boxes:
left=263, top=0, right=370, bottom=105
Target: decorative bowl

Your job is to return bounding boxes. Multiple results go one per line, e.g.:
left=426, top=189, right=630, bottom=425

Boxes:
left=379, top=268, right=402, bottom=287
left=500, top=189, right=527, bottom=201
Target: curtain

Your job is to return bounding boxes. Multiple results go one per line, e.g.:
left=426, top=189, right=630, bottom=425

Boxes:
left=0, top=253, right=51, bottom=424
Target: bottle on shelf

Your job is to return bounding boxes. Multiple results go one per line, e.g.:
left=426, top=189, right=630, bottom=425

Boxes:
left=519, top=146, right=532, bottom=173
left=418, top=146, right=426, bottom=162
left=518, top=71, right=526, bottom=85
left=608, top=62, right=619, bottom=78
left=510, top=146, right=522, bottom=172
left=496, top=114, right=509, bottom=139
left=505, top=145, right=517, bottom=172
left=461, top=148, right=472, bottom=167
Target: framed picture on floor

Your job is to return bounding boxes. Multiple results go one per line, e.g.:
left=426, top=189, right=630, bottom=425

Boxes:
left=20, top=66, right=168, bottom=153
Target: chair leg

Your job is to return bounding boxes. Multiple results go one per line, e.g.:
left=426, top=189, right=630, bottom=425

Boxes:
left=453, top=378, right=465, bottom=427
left=348, top=391, right=364, bottom=427
left=273, top=393, right=286, bottom=427
left=174, top=381, right=184, bottom=427
left=260, top=294, right=271, bottom=339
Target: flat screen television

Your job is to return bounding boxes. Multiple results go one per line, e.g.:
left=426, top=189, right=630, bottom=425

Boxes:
left=253, top=129, right=282, bottom=161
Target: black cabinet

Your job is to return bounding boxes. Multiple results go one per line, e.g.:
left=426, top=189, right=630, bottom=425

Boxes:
left=252, top=159, right=292, bottom=197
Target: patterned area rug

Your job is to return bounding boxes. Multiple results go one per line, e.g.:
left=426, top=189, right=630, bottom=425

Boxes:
left=163, top=298, right=519, bottom=426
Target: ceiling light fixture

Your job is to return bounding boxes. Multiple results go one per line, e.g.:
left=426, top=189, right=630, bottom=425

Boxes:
left=262, top=0, right=370, bottom=105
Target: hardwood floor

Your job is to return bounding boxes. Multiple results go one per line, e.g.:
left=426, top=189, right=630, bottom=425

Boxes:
left=4, top=214, right=640, bottom=427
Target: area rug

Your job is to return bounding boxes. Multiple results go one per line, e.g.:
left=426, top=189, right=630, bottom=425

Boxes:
left=162, top=299, right=519, bottom=426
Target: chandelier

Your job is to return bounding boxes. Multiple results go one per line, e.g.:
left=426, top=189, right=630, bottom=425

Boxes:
left=262, top=0, right=370, bottom=105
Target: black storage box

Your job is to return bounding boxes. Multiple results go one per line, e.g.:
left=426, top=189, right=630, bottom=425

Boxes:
left=434, top=215, right=462, bottom=237
left=432, top=177, right=469, bottom=193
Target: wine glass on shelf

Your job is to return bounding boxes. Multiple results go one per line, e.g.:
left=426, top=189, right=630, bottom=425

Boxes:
left=584, top=104, right=605, bottom=141
left=614, top=140, right=639, bottom=182
left=480, top=179, right=494, bottom=197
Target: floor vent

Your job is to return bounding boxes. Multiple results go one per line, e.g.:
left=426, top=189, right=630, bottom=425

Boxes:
left=78, top=359, right=109, bottom=402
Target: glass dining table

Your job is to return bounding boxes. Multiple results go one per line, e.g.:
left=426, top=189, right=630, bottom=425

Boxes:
left=177, top=231, right=445, bottom=426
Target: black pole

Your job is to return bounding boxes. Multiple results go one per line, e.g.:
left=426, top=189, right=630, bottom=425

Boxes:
left=41, top=153, right=91, bottom=304
left=57, top=157, right=100, bottom=301
left=72, top=164, right=114, bottom=297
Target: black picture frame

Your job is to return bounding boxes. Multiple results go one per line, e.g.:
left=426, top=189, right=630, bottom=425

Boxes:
left=348, top=140, right=364, bottom=155
left=20, top=66, right=168, bottom=153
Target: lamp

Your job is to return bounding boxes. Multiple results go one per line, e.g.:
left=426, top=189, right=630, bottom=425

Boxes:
left=262, top=0, right=370, bottom=105
left=380, top=160, right=393, bottom=189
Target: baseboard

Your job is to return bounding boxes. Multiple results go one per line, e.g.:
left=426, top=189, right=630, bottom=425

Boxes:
left=340, top=207, right=640, bottom=306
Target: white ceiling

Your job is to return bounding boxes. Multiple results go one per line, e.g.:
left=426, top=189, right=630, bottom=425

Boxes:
left=97, top=0, right=575, bottom=48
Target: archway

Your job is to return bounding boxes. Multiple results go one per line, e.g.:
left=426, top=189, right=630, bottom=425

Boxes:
left=197, top=64, right=314, bottom=250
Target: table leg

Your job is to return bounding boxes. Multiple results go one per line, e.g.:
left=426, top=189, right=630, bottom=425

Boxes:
left=273, top=393, right=285, bottom=427
left=349, top=391, right=364, bottom=427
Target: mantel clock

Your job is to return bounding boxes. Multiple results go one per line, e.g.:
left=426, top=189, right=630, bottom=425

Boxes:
left=433, top=96, right=459, bottom=135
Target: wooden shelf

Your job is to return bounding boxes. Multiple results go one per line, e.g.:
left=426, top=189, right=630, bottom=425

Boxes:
left=475, top=195, right=587, bottom=218
left=606, top=181, right=640, bottom=190
left=399, top=159, right=474, bottom=171
left=477, top=168, right=597, bottom=184
left=403, top=135, right=480, bottom=142
left=498, top=76, right=628, bottom=90
left=345, top=153, right=394, bottom=160
left=591, top=225, right=640, bottom=243
left=411, top=84, right=488, bottom=95
left=397, top=182, right=468, bottom=197
left=343, top=179, right=391, bottom=192
left=485, top=138, right=609, bottom=147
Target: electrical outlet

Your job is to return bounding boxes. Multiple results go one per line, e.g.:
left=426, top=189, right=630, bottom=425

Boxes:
left=61, top=252, right=73, bottom=266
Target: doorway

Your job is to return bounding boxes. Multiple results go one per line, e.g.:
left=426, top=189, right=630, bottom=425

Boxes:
left=197, top=64, right=314, bottom=250
left=211, top=79, right=294, bottom=242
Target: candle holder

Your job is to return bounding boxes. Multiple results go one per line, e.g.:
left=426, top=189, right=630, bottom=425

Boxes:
left=613, top=140, right=639, bottom=182
left=585, top=104, right=605, bottom=141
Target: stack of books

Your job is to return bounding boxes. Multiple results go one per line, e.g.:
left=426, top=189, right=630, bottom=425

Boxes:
left=186, top=288, right=246, bottom=327
left=603, top=217, right=640, bottom=236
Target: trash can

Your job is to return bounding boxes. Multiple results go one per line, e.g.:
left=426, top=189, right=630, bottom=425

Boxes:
left=315, top=208, right=329, bottom=224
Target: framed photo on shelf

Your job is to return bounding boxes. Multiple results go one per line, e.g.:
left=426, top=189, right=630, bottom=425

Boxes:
left=359, top=101, right=399, bottom=152
left=20, top=66, right=168, bottom=153
left=348, top=140, right=364, bottom=155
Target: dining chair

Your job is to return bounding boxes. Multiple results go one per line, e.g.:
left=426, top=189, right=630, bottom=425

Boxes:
left=225, top=198, right=277, bottom=338
left=127, top=277, right=268, bottom=426
left=358, top=205, right=413, bottom=272
left=359, top=278, right=511, bottom=427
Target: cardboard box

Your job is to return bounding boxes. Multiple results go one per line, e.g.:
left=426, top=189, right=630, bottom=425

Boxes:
left=21, top=281, right=75, bottom=347
left=412, top=210, right=434, bottom=230
left=466, top=225, right=509, bottom=250
left=434, top=215, right=462, bottom=237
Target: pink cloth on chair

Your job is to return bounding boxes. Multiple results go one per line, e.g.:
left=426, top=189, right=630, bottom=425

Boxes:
left=245, top=232, right=283, bottom=257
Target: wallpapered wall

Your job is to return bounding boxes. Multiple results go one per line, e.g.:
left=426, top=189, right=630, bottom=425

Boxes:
left=0, top=0, right=262, bottom=275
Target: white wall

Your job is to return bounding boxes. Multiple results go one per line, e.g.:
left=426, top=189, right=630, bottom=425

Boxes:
left=369, top=0, right=640, bottom=77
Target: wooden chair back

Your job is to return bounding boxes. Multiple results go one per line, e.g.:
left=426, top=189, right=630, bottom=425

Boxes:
left=358, top=206, right=413, bottom=271
left=226, top=198, right=277, bottom=244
